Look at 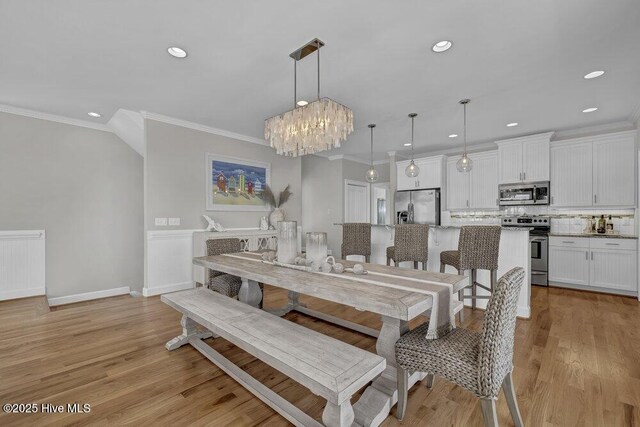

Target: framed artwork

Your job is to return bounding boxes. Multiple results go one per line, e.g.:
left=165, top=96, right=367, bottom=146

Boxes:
left=205, top=153, right=271, bottom=211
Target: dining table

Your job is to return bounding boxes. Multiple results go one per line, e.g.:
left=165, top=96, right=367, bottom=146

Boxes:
left=193, top=251, right=469, bottom=427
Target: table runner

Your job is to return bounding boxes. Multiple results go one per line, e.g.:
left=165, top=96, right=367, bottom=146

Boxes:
left=221, top=252, right=455, bottom=340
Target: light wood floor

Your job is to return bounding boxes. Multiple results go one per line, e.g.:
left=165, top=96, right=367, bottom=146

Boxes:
left=1, top=285, right=639, bottom=426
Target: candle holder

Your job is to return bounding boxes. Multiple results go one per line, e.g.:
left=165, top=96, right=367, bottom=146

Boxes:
left=277, top=221, right=297, bottom=264
left=306, top=232, right=328, bottom=265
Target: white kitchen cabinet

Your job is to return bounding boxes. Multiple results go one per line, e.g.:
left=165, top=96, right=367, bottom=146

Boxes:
left=549, top=236, right=637, bottom=293
left=551, top=130, right=636, bottom=208
left=549, top=245, right=590, bottom=286
left=550, top=141, right=593, bottom=207
left=496, top=132, right=553, bottom=184
left=446, top=157, right=470, bottom=209
left=446, top=151, right=498, bottom=210
left=470, top=151, right=499, bottom=209
left=592, top=133, right=636, bottom=207
left=396, top=156, right=445, bottom=191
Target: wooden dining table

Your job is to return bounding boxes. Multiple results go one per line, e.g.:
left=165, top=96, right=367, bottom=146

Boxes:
left=193, top=252, right=468, bottom=427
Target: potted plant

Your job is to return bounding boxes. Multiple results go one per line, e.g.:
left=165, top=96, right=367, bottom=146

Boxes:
left=263, top=184, right=292, bottom=228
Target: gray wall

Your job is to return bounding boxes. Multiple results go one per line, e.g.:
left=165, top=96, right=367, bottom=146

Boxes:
left=301, top=156, right=390, bottom=257
left=145, top=119, right=302, bottom=230
left=0, top=112, right=144, bottom=297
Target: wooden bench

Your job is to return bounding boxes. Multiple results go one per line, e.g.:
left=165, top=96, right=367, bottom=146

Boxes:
left=162, top=288, right=386, bottom=427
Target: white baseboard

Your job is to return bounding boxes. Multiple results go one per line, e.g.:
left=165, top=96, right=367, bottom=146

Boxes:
left=48, top=286, right=131, bottom=307
left=0, top=287, right=46, bottom=301
left=143, top=281, right=194, bottom=297
left=517, top=306, right=531, bottom=319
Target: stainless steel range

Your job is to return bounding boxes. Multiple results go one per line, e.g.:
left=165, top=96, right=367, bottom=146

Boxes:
left=502, top=215, right=550, bottom=286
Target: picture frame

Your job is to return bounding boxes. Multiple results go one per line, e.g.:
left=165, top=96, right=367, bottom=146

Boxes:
left=205, top=153, right=271, bottom=211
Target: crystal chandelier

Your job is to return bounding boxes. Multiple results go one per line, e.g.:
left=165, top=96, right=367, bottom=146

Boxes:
left=265, top=39, right=354, bottom=157
left=365, top=124, right=379, bottom=182
left=405, top=113, right=420, bottom=177
left=456, top=99, right=473, bottom=172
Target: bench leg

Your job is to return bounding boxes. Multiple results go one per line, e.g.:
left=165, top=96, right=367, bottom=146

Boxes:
left=239, top=278, right=263, bottom=308
left=166, top=315, right=213, bottom=351
left=322, top=400, right=355, bottom=427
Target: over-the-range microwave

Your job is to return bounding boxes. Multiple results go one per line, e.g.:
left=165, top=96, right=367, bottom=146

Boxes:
left=499, top=181, right=550, bottom=206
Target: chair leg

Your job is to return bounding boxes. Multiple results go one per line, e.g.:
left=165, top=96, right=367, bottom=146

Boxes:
left=413, top=261, right=419, bottom=270
left=365, top=255, right=370, bottom=263
left=502, top=371, right=524, bottom=427
left=396, top=367, right=409, bottom=421
left=387, top=257, right=391, bottom=266
left=439, top=262, right=445, bottom=273
left=458, top=289, right=465, bottom=324
left=479, top=398, right=498, bottom=427
left=425, top=373, right=435, bottom=388
left=422, top=261, right=427, bottom=271
left=471, top=269, right=477, bottom=310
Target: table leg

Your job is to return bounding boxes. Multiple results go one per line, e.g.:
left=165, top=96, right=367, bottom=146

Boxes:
left=239, top=278, right=263, bottom=308
left=352, top=315, right=424, bottom=427
left=266, top=290, right=306, bottom=316
left=166, top=315, right=213, bottom=351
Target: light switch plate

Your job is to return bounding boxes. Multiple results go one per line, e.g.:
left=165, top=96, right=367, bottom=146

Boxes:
left=155, top=217, right=168, bottom=226
left=168, top=217, right=181, bottom=226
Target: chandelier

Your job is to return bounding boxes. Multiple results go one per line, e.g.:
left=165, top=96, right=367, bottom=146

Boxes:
left=264, top=39, right=354, bottom=157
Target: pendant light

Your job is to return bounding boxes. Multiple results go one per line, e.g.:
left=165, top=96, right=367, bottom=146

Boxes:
left=405, top=113, right=420, bottom=177
left=365, top=124, right=379, bottom=183
left=456, top=99, right=473, bottom=173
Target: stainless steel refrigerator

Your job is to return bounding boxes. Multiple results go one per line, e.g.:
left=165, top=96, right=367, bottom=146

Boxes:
left=395, top=189, right=441, bottom=225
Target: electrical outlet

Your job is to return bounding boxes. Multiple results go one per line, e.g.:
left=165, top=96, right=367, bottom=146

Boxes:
left=168, top=217, right=181, bottom=226
left=155, top=217, right=168, bottom=226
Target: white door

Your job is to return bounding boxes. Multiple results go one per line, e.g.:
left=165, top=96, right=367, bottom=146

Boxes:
left=548, top=246, right=590, bottom=286
left=593, top=134, right=636, bottom=207
left=550, top=141, right=593, bottom=207
left=522, top=139, right=550, bottom=182
left=589, top=249, right=637, bottom=291
left=446, top=159, right=470, bottom=209
left=498, top=143, right=523, bottom=184
left=396, top=160, right=417, bottom=191
left=470, top=152, right=499, bottom=209
left=344, top=180, right=370, bottom=222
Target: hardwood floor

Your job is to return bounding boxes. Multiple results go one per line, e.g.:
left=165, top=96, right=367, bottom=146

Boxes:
left=0, top=286, right=639, bottom=426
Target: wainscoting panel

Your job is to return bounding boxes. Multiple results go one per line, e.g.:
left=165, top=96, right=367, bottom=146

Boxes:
left=145, top=230, right=198, bottom=297
left=0, top=230, right=46, bottom=300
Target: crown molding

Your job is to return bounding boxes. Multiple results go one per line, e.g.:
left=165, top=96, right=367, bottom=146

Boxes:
left=141, top=111, right=267, bottom=146
left=552, top=121, right=635, bottom=141
left=494, top=131, right=555, bottom=145
left=325, top=153, right=389, bottom=165
left=630, top=103, right=640, bottom=126
left=0, top=104, right=112, bottom=132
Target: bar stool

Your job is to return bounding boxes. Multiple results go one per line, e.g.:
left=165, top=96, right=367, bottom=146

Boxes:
left=341, top=223, right=371, bottom=263
left=386, top=224, right=429, bottom=270
left=439, top=226, right=501, bottom=323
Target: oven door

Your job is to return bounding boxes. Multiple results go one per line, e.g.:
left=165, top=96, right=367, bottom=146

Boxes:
left=530, top=235, right=548, bottom=286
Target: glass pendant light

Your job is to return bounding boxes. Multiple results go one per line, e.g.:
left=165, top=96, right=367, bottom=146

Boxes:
left=456, top=99, right=473, bottom=173
left=365, top=124, right=379, bottom=183
left=405, top=113, right=420, bottom=177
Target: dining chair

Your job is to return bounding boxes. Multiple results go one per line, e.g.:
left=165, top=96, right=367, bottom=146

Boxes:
left=341, top=222, right=372, bottom=262
left=395, top=267, right=525, bottom=427
left=386, top=224, right=429, bottom=270
left=440, top=225, right=501, bottom=322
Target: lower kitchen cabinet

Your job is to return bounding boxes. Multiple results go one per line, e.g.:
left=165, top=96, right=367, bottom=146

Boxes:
left=549, top=236, right=637, bottom=294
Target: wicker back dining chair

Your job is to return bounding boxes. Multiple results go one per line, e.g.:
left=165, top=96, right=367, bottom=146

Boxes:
left=386, top=224, right=429, bottom=270
left=206, top=238, right=244, bottom=299
left=440, top=225, right=501, bottom=322
left=395, top=267, right=525, bottom=427
left=341, top=223, right=372, bottom=262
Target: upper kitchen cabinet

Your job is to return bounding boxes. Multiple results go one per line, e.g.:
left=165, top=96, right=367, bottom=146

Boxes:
left=396, top=155, right=445, bottom=191
left=495, top=132, right=553, bottom=184
left=551, top=130, right=636, bottom=208
left=446, top=151, right=498, bottom=210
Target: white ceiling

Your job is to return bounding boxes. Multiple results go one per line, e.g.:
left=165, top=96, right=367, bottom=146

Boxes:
left=2, top=0, right=640, bottom=161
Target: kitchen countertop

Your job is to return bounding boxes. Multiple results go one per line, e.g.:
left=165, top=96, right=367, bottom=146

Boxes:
left=368, top=224, right=532, bottom=231
left=549, top=232, right=638, bottom=240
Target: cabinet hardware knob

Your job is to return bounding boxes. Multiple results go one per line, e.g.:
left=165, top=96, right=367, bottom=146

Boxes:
left=585, top=251, right=588, bottom=260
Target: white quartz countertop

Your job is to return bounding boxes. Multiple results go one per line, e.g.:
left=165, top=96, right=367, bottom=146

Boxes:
left=549, top=232, right=638, bottom=240
left=367, top=224, right=532, bottom=231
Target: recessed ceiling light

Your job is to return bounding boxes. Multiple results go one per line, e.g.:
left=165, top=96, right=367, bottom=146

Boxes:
left=582, top=107, right=598, bottom=113
left=404, top=143, right=412, bottom=147
left=448, top=134, right=458, bottom=138
left=506, top=122, right=518, bottom=127
left=87, top=112, right=101, bottom=118
left=432, top=40, right=452, bottom=53
left=584, top=70, right=605, bottom=79
left=296, top=100, right=308, bottom=107
left=167, top=46, right=188, bottom=58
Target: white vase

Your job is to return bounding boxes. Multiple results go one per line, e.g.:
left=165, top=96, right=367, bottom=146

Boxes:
left=269, top=208, right=285, bottom=228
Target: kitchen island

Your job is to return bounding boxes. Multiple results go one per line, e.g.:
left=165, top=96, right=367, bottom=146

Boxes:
left=363, top=224, right=531, bottom=318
